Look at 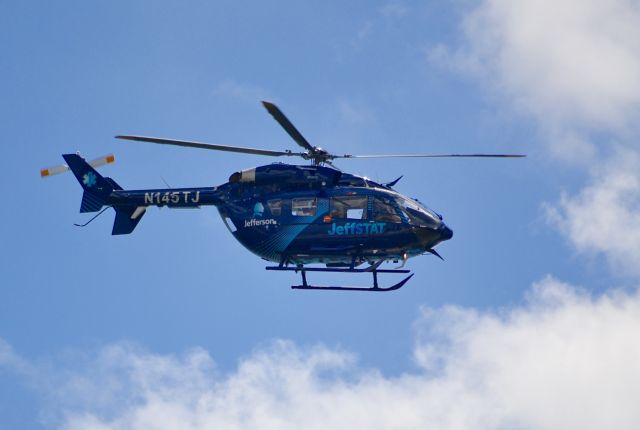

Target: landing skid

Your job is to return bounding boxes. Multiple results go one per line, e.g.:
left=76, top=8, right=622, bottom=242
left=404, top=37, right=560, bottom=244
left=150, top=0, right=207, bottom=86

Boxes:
left=265, top=265, right=414, bottom=292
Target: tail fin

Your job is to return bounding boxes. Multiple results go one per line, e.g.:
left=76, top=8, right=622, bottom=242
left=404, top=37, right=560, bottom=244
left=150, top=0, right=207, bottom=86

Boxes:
left=63, top=153, right=145, bottom=235
left=63, top=154, right=120, bottom=212
left=112, top=206, right=146, bottom=235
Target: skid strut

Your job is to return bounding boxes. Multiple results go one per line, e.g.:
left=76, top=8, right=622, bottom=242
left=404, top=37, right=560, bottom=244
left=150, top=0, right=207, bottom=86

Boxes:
left=266, top=265, right=414, bottom=292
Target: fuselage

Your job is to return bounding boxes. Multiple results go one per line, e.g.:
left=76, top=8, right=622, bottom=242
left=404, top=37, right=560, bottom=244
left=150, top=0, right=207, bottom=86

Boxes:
left=221, top=185, right=452, bottom=266
left=107, top=163, right=453, bottom=266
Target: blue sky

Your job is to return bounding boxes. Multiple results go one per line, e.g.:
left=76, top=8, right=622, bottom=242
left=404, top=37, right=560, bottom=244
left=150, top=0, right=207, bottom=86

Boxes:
left=2, top=1, right=640, bottom=429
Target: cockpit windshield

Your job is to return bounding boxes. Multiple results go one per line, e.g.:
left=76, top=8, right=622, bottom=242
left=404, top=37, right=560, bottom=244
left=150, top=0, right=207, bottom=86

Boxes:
left=397, top=197, right=440, bottom=228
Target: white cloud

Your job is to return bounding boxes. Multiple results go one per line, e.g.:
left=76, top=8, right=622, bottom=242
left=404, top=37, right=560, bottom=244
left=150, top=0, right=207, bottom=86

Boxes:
left=0, top=337, right=28, bottom=373
left=379, top=2, right=408, bottom=19
left=449, top=0, right=640, bottom=136
left=431, top=0, right=640, bottom=274
left=350, top=1, right=408, bottom=48
left=4, top=279, right=640, bottom=429
left=213, top=80, right=271, bottom=103
left=414, top=276, right=640, bottom=429
left=336, top=98, right=374, bottom=124
left=546, top=148, right=640, bottom=276
left=430, top=0, right=640, bottom=164
left=0, top=338, right=14, bottom=364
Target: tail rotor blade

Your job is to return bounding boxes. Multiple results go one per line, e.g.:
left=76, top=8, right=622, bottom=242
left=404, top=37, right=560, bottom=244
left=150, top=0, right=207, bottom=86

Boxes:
left=40, top=163, right=70, bottom=177
left=88, top=154, right=115, bottom=169
left=40, top=154, right=115, bottom=178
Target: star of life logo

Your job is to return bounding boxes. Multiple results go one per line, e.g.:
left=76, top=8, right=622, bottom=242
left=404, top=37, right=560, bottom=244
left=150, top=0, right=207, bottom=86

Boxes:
left=82, top=172, right=97, bottom=187
left=253, top=202, right=265, bottom=217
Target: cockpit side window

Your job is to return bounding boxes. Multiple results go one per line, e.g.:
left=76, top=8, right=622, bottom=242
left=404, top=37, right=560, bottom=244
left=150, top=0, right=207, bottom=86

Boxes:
left=330, top=196, right=368, bottom=220
left=399, top=197, right=439, bottom=228
left=372, top=197, right=402, bottom=223
left=291, top=198, right=317, bottom=216
left=267, top=199, right=282, bottom=216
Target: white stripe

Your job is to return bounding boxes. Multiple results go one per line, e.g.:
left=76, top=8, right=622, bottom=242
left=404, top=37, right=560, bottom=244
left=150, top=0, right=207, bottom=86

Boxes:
left=131, top=206, right=146, bottom=220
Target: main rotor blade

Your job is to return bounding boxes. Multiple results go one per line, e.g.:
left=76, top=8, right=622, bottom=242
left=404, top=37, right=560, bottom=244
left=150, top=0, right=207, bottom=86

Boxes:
left=261, top=101, right=315, bottom=152
left=116, top=135, right=305, bottom=158
left=335, top=153, right=526, bottom=159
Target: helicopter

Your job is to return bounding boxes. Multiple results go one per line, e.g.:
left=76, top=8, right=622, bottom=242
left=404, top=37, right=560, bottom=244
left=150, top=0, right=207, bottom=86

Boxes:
left=41, top=101, right=524, bottom=292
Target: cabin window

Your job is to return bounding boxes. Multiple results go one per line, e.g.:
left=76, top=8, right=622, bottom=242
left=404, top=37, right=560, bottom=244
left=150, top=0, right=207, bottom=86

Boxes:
left=223, top=216, right=237, bottom=232
left=291, top=198, right=317, bottom=216
left=330, top=196, right=368, bottom=220
left=338, top=177, right=368, bottom=187
left=373, top=197, right=402, bottom=223
left=267, top=199, right=282, bottom=216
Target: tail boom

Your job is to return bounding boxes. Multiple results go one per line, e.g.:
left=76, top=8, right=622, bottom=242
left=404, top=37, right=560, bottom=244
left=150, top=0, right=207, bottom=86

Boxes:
left=61, top=154, right=223, bottom=235
left=108, top=188, right=222, bottom=208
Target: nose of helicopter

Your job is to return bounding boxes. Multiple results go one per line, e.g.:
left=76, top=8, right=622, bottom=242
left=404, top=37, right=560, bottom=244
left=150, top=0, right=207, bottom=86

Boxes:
left=414, top=222, right=453, bottom=249
left=440, top=223, right=453, bottom=241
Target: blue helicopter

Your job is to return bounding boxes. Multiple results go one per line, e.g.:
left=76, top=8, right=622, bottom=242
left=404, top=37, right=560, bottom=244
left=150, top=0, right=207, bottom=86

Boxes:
left=41, top=101, right=524, bottom=292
